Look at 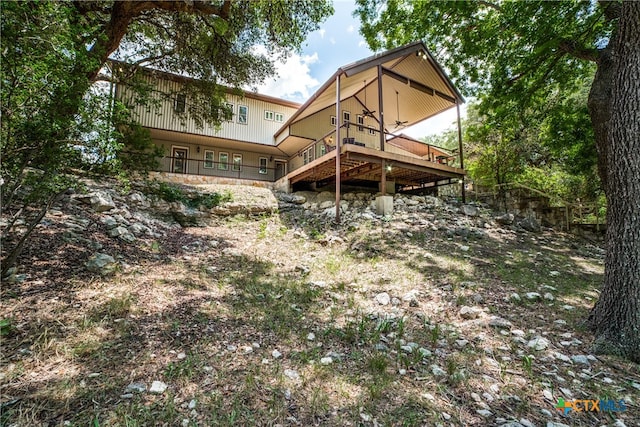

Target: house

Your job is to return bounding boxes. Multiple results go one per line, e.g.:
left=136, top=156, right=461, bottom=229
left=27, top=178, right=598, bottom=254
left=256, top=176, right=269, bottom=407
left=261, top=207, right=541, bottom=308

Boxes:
left=117, top=42, right=466, bottom=203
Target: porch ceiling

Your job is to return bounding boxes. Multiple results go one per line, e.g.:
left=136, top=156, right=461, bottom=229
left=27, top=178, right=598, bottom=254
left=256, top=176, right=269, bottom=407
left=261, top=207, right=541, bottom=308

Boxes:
left=287, top=144, right=465, bottom=187
left=275, top=42, right=464, bottom=146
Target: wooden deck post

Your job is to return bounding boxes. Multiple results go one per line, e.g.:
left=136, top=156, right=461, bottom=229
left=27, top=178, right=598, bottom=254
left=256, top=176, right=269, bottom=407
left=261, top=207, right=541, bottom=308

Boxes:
left=456, top=101, right=465, bottom=203
left=381, top=159, right=386, bottom=195
left=335, top=74, right=342, bottom=222
left=377, top=64, right=386, bottom=195
left=377, top=64, right=385, bottom=153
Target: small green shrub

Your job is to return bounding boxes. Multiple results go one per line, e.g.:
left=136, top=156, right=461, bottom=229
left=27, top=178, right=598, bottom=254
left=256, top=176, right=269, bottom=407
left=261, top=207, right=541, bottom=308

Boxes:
left=148, top=181, right=232, bottom=209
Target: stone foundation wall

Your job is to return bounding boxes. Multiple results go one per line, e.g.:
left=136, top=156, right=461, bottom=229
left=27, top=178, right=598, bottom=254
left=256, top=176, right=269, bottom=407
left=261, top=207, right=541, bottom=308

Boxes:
left=148, top=172, right=275, bottom=189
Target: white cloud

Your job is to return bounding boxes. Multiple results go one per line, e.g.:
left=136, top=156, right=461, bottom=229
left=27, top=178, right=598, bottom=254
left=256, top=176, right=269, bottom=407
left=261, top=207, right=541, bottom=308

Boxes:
left=404, top=104, right=468, bottom=138
left=255, top=51, right=321, bottom=102
left=347, top=24, right=354, bottom=33
left=318, top=28, right=326, bottom=38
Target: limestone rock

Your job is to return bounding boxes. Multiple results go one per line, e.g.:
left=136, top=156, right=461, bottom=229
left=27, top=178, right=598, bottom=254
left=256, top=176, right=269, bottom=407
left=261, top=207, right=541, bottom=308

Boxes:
left=527, top=336, right=550, bottom=351
left=149, top=380, right=168, bottom=394
left=85, top=253, right=117, bottom=275
left=459, top=305, right=482, bottom=320
left=495, top=213, right=515, bottom=225
left=375, top=292, right=391, bottom=306
left=87, top=191, right=116, bottom=212
left=462, top=205, right=479, bottom=217
left=519, top=217, right=541, bottom=232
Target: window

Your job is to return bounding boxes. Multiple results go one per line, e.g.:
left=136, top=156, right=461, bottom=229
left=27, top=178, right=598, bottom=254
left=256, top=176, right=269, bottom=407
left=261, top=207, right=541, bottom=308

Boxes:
left=238, top=105, right=248, bottom=124
left=223, top=103, right=234, bottom=121
left=320, top=144, right=326, bottom=156
left=343, top=111, right=350, bottom=123
left=174, top=94, right=186, bottom=113
left=232, top=154, right=242, bottom=171
left=357, top=114, right=364, bottom=132
left=264, top=110, right=274, bottom=121
left=303, top=146, right=314, bottom=165
left=275, top=112, right=284, bottom=122
left=259, top=157, right=268, bottom=174
left=204, top=150, right=215, bottom=168
left=330, top=115, right=336, bottom=126
left=218, top=152, right=229, bottom=170
left=369, top=126, right=376, bottom=135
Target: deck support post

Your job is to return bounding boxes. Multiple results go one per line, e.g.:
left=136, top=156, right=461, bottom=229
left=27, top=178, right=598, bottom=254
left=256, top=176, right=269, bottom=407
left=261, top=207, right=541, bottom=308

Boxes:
left=456, top=101, right=465, bottom=203
left=377, top=64, right=385, bottom=153
left=335, top=74, right=342, bottom=222
left=377, top=64, right=386, bottom=196
left=381, top=159, right=386, bottom=195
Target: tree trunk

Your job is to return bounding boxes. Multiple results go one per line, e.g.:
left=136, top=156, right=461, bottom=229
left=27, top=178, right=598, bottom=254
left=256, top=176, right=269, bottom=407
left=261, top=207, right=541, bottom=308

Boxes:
left=587, top=1, right=640, bottom=363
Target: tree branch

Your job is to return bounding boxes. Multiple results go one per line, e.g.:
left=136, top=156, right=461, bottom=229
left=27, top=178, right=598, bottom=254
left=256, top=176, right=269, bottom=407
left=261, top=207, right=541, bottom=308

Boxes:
left=129, top=1, right=231, bottom=19
left=477, top=1, right=502, bottom=12
left=85, top=1, right=232, bottom=81
left=558, top=40, right=599, bottom=62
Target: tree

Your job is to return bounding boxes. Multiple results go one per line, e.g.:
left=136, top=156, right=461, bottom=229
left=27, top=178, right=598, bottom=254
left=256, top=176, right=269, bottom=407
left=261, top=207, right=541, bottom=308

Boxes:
left=355, top=0, right=639, bottom=362
left=1, top=1, right=333, bottom=274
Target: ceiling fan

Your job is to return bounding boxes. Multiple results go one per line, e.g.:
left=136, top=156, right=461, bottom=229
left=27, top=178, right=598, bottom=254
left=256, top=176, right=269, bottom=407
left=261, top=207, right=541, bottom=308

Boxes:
left=393, top=90, right=408, bottom=129
left=361, top=80, right=376, bottom=118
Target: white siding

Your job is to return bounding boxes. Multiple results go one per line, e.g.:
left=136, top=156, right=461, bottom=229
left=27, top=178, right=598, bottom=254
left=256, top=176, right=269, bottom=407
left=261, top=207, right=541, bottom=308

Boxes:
left=119, top=77, right=297, bottom=146
left=290, top=98, right=381, bottom=149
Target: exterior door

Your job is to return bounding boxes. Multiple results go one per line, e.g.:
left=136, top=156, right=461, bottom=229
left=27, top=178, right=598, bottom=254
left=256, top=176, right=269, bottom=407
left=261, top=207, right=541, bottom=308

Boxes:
left=172, top=147, right=188, bottom=174
left=275, top=160, right=286, bottom=180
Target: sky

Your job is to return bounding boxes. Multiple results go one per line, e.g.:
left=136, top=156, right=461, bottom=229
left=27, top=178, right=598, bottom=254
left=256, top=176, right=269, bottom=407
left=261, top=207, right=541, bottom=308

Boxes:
left=256, top=0, right=464, bottom=139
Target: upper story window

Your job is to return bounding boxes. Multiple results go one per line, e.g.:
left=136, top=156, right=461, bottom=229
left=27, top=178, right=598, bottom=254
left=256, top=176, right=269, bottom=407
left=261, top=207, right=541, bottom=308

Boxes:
left=264, top=110, right=274, bottom=121
left=357, top=115, right=364, bottom=132
left=343, top=111, right=350, bottom=124
left=223, top=103, right=234, bottom=121
left=330, top=115, right=336, bottom=126
left=238, top=105, right=248, bottom=124
left=174, top=94, right=186, bottom=113
left=275, top=112, right=284, bottom=122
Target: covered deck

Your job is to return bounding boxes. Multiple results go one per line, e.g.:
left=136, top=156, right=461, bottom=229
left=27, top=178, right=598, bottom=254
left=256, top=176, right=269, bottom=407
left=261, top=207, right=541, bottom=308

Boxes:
left=274, top=41, right=467, bottom=217
left=288, top=143, right=464, bottom=192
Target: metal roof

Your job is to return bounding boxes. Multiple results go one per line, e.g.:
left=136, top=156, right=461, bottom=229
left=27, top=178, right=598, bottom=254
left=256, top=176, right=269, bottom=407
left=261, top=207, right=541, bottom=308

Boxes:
left=274, top=41, right=463, bottom=147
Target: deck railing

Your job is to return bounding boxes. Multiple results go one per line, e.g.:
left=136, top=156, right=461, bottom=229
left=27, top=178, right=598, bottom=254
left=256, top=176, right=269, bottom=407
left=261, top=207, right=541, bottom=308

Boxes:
left=293, top=120, right=459, bottom=169
left=159, top=156, right=278, bottom=181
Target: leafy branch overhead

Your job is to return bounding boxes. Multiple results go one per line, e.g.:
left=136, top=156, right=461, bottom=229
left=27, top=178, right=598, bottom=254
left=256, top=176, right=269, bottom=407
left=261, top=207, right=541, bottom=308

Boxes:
left=0, top=1, right=333, bottom=274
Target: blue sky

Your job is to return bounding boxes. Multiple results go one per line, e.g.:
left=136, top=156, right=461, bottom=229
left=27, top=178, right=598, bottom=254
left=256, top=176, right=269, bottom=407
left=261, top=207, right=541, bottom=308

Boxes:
left=256, top=0, right=463, bottom=138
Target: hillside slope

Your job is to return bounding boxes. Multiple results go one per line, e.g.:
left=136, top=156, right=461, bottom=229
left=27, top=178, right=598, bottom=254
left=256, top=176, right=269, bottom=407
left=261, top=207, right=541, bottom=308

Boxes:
left=1, top=180, right=637, bottom=426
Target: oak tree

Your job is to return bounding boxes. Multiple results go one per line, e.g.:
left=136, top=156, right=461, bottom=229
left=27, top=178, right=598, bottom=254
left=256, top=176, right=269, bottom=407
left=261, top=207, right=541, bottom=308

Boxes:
left=355, top=0, right=639, bottom=362
left=1, top=1, right=332, bottom=273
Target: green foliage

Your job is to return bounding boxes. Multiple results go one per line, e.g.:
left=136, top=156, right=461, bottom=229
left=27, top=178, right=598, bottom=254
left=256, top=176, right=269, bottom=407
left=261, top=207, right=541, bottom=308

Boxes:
left=0, top=0, right=332, bottom=273
left=148, top=181, right=232, bottom=209
left=356, top=1, right=604, bottom=204
left=0, top=318, right=14, bottom=337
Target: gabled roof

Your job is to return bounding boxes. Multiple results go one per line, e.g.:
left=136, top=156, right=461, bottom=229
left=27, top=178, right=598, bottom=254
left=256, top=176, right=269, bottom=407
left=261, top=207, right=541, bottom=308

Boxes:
left=274, top=41, right=463, bottom=147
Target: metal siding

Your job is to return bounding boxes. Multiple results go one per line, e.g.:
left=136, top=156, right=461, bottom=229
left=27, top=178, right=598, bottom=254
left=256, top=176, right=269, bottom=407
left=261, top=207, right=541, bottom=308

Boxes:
left=125, top=77, right=297, bottom=146
left=290, top=98, right=380, bottom=149
left=153, top=138, right=277, bottom=181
